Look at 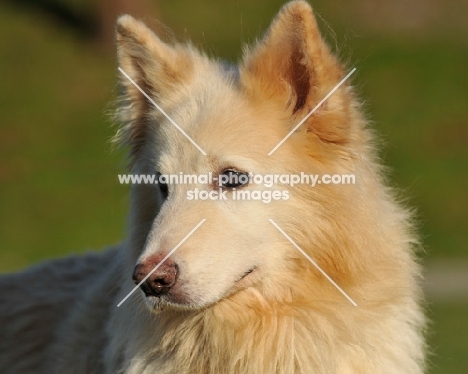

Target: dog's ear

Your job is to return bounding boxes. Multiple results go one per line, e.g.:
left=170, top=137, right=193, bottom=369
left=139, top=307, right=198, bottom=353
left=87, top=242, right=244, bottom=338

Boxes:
left=240, top=1, right=352, bottom=145
left=115, top=15, right=193, bottom=157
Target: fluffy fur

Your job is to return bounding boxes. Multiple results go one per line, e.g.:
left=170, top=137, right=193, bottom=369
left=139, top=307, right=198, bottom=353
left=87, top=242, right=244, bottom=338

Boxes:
left=0, top=1, right=426, bottom=373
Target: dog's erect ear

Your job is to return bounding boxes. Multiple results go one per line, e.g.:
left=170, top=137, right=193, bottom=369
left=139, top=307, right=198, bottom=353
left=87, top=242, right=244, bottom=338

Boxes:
left=240, top=1, right=352, bottom=144
left=115, top=15, right=194, bottom=157
left=116, top=15, right=194, bottom=99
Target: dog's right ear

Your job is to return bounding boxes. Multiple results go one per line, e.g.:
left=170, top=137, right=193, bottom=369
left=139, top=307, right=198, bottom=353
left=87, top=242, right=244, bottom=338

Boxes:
left=115, top=15, right=193, bottom=157
left=240, top=1, right=352, bottom=146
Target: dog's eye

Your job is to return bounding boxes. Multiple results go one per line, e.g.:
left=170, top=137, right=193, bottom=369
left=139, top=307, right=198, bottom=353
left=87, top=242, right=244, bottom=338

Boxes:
left=220, top=169, right=249, bottom=188
left=159, top=181, right=169, bottom=199
left=157, top=172, right=169, bottom=199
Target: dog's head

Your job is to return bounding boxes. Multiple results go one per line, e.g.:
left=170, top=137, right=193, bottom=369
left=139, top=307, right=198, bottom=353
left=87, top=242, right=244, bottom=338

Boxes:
left=115, top=1, right=369, bottom=312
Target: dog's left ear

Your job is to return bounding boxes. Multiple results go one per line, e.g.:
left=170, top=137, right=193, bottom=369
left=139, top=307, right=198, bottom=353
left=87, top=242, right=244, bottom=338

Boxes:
left=240, top=1, right=352, bottom=145
left=115, top=15, right=194, bottom=158
left=116, top=15, right=194, bottom=104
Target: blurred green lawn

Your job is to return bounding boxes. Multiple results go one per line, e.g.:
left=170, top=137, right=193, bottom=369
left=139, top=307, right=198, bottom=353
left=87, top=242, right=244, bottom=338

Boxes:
left=0, top=1, right=467, bottom=372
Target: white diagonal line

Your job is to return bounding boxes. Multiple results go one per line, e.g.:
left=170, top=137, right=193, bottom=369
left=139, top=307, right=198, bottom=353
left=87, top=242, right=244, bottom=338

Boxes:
left=268, top=68, right=356, bottom=156
left=118, top=67, right=207, bottom=156
left=269, top=219, right=357, bottom=306
left=117, top=219, right=206, bottom=307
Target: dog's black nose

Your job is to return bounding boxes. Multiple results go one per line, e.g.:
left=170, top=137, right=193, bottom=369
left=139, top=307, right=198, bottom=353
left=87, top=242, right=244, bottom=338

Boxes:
left=132, top=258, right=178, bottom=297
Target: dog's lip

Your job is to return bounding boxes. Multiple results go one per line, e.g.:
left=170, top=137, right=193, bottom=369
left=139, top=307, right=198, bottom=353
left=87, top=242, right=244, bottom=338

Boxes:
left=143, top=267, right=260, bottom=312
left=237, top=266, right=257, bottom=282
left=145, top=294, right=194, bottom=311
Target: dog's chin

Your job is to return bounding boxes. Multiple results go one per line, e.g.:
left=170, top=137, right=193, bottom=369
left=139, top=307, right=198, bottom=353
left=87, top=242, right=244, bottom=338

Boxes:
left=143, top=295, right=204, bottom=314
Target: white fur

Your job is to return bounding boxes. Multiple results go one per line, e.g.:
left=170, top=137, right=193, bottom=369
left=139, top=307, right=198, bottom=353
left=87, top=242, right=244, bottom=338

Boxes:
left=0, top=2, right=425, bottom=373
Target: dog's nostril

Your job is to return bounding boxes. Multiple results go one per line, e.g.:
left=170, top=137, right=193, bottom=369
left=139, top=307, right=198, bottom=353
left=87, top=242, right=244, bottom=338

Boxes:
left=152, top=276, right=173, bottom=287
left=132, top=261, right=178, bottom=297
left=146, top=265, right=177, bottom=294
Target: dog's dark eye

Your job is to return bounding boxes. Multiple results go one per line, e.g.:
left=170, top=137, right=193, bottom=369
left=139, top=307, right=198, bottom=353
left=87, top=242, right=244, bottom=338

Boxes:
left=220, top=169, right=249, bottom=188
left=157, top=172, right=169, bottom=199
left=159, top=181, right=169, bottom=199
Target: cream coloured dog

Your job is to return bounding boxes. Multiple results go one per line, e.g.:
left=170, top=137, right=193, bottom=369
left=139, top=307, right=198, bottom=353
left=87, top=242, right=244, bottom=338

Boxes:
left=0, top=2, right=426, bottom=373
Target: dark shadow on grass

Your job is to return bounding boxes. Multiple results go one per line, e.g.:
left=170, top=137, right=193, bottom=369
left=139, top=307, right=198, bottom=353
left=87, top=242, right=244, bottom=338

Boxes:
left=4, top=0, right=98, bottom=38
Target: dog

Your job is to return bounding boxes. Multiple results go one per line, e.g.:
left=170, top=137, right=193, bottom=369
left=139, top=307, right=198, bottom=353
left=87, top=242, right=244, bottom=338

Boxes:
left=0, top=1, right=426, bottom=373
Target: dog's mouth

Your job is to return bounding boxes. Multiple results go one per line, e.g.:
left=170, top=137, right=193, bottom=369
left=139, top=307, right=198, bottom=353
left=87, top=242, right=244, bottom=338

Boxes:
left=142, top=266, right=260, bottom=313
left=237, top=266, right=257, bottom=282
left=229, top=266, right=260, bottom=295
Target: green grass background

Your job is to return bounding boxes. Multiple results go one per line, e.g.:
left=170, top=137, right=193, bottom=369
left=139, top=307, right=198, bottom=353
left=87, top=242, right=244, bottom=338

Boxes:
left=0, top=0, right=466, bottom=372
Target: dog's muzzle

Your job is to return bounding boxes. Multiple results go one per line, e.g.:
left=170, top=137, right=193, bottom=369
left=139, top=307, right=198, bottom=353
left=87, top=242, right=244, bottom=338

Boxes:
left=132, top=259, right=178, bottom=297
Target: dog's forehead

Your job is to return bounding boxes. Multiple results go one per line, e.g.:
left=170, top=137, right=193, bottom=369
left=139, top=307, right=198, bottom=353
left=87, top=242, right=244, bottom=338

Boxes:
left=149, top=59, right=289, bottom=174
left=152, top=88, right=248, bottom=164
